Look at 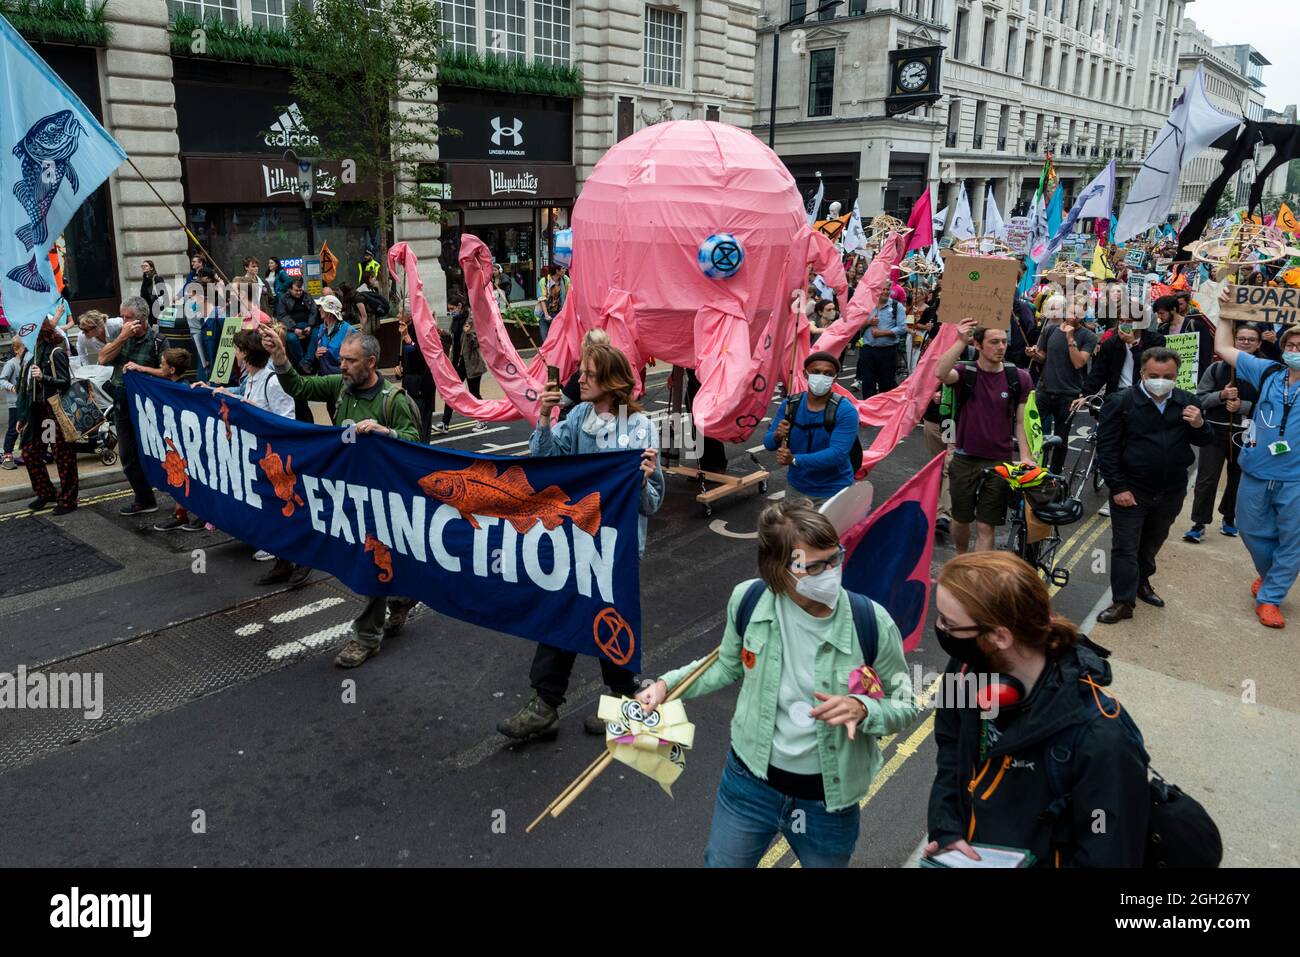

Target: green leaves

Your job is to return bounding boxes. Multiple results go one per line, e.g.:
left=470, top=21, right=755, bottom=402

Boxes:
left=1, top=0, right=111, bottom=46
left=437, top=49, right=584, bottom=98
left=167, top=12, right=309, bottom=68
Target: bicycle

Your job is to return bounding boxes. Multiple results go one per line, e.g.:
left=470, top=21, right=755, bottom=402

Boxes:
left=1063, top=392, right=1106, bottom=499
left=978, top=452, right=1084, bottom=588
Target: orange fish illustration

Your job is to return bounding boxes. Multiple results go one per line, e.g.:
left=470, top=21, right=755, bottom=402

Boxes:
left=163, top=437, right=190, bottom=496
left=219, top=398, right=232, bottom=441
left=418, top=459, right=601, bottom=535
left=259, top=442, right=305, bottom=518
left=364, top=535, right=393, bottom=583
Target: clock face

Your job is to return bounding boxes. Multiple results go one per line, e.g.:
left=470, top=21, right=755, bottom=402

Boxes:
left=899, top=59, right=929, bottom=92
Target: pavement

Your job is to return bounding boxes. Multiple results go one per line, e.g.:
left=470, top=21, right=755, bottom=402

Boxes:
left=0, top=359, right=1294, bottom=867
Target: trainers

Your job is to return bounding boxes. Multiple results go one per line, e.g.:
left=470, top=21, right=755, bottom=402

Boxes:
left=334, top=638, right=379, bottom=668
left=431, top=423, right=450, bottom=434
left=0, top=455, right=14, bottom=470
left=497, top=693, right=560, bottom=741
left=51, top=502, right=77, bottom=516
left=255, top=559, right=296, bottom=586
left=1252, top=577, right=1262, bottom=597
left=1256, top=603, right=1286, bottom=629
left=119, top=501, right=158, bottom=516
left=1097, top=502, right=1110, bottom=517
left=252, top=549, right=276, bottom=562
left=383, top=603, right=413, bottom=636
left=1183, top=524, right=1204, bottom=543
left=583, top=714, right=608, bottom=736
left=153, top=515, right=187, bottom=532
left=181, top=517, right=207, bottom=532
left=472, top=420, right=487, bottom=431
left=27, top=497, right=52, bottom=512
left=286, top=564, right=311, bottom=588
left=1220, top=522, right=1239, bottom=537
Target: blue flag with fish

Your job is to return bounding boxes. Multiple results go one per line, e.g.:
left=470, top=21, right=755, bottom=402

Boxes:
left=0, top=14, right=126, bottom=352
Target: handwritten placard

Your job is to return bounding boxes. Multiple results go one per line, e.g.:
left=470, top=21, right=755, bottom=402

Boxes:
left=1219, top=284, right=1300, bottom=325
left=937, top=254, right=1020, bottom=330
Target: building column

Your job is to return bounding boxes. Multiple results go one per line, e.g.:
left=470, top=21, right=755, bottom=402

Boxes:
left=971, top=177, right=988, bottom=234
left=996, top=176, right=1012, bottom=221
left=102, top=0, right=187, bottom=303
left=857, top=138, right=891, bottom=217
left=942, top=180, right=960, bottom=234
left=394, top=75, right=444, bottom=315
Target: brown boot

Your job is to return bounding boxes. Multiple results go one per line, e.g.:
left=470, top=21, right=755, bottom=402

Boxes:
left=1096, top=601, right=1134, bottom=624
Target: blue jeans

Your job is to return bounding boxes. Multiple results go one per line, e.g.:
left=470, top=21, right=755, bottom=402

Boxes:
left=1237, top=473, right=1300, bottom=606
left=703, top=749, right=860, bottom=868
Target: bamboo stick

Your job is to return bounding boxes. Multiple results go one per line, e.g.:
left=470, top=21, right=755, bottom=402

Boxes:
left=124, top=156, right=229, bottom=284
left=526, top=647, right=722, bottom=831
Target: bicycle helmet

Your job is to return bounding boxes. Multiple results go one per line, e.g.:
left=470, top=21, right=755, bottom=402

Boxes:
left=1025, top=478, right=1084, bottom=526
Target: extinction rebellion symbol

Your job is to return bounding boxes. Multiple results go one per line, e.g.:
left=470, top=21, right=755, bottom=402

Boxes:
left=968, top=270, right=981, bottom=281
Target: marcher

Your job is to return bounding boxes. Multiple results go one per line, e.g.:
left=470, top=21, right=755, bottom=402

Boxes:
left=1185, top=323, right=1259, bottom=543
left=125, top=348, right=208, bottom=534
left=97, top=296, right=165, bottom=515
left=934, top=318, right=1033, bottom=553
left=14, top=314, right=79, bottom=514
left=139, top=260, right=168, bottom=322
left=356, top=248, right=382, bottom=288
left=0, top=340, right=22, bottom=470
left=263, top=326, right=422, bottom=664
left=497, top=342, right=664, bottom=741
left=637, top=501, right=917, bottom=867
left=857, top=285, right=907, bottom=397
left=1029, top=294, right=1097, bottom=474
left=1210, top=315, right=1300, bottom=628
left=437, top=293, right=486, bottom=433
left=1095, top=347, right=1211, bottom=624
left=1077, top=303, right=1165, bottom=402
left=76, top=310, right=123, bottom=366
left=764, top=351, right=859, bottom=507
left=924, top=552, right=1149, bottom=867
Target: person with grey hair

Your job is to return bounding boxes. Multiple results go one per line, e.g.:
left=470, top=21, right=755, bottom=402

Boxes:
left=98, top=295, right=165, bottom=515
left=261, top=326, right=422, bottom=667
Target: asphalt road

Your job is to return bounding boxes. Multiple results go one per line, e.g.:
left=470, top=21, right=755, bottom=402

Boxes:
left=0, top=362, right=1116, bottom=867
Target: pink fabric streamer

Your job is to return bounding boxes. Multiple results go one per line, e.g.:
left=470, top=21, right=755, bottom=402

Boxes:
left=813, top=232, right=906, bottom=358
left=593, top=288, right=646, bottom=392
left=852, top=323, right=960, bottom=477
left=808, top=229, right=848, bottom=301
left=389, top=241, right=525, bottom=423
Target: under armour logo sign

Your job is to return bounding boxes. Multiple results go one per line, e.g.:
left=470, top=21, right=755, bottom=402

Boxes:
left=490, top=116, right=523, bottom=146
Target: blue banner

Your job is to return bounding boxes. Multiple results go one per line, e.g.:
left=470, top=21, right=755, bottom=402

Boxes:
left=125, top=375, right=646, bottom=671
left=0, top=14, right=127, bottom=352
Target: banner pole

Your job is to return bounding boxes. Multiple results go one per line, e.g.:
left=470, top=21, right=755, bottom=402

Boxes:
left=125, top=156, right=230, bottom=284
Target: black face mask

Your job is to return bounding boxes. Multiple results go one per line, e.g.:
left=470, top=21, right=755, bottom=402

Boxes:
left=935, top=624, right=991, bottom=670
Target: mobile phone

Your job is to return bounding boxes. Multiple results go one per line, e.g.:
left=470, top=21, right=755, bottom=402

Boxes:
left=546, top=365, right=560, bottom=387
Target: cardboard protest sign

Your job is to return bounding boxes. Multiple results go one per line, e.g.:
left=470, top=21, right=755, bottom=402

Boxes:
left=208, top=316, right=243, bottom=386
left=937, top=254, right=1019, bottom=330
left=1219, top=283, right=1300, bottom=326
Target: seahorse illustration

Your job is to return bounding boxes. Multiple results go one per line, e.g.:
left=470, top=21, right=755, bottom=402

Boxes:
left=259, top=442, right=305, bottom=518
left=162, top=437, right=190, bottom=496
left=364, top=535, right=393, bottom=583
left=219, top=398, right=232, bottom=441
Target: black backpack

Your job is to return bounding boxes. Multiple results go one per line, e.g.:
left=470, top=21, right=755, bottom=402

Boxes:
left=1041, top=679, right=1222, bottom=868
left=359, top=288, right=391, bottom=320
left=785, top=392, right=864, bottom=473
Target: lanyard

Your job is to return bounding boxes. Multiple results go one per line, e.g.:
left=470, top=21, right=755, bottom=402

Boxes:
left=1281, top=377, right=1299, bottom=438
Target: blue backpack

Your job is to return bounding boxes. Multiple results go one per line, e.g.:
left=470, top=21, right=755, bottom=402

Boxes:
left=734, top=579, right=879, bottom=665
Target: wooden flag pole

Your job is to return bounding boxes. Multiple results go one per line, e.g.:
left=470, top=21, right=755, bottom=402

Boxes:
left=526, top=647, right=721, bottom=832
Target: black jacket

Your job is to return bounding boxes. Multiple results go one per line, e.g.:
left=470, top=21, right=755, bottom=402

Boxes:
left=927, top=640, right=1150, bottom=867
left=275, top=291, right=318, bottom=331
left=1097, top=384, right=1213, bottom=496
left=1082, top=328, right=1166, bottom=398
left=1197, top=359, right=1260, bottom=438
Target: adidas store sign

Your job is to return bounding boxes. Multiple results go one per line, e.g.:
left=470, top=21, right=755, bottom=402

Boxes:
left=264, top=103, right=319, bottom=149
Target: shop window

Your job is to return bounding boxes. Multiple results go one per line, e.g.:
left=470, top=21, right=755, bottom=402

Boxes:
left=644, top=6, right=684, bottom=88
left=251, top=0, right=287, bottom=29
left=485, top=0, right=526, bottom=61
left=61, top=183, right=116, bottom=303
left=440, top=0, right=478, bottom=54
left=533, top=0, right=571, bottom=65
left=167, top=0, right=238, bottom=24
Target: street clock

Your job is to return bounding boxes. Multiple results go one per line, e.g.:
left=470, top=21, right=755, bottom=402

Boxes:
left=886, top=46, right=944, bottom=116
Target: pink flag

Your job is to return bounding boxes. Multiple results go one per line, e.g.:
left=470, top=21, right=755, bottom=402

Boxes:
left=813, top=231, right=907, bottom=357
left=841, top=450, right=946, bottom=652
left=904, top=188, right=933, bottom=254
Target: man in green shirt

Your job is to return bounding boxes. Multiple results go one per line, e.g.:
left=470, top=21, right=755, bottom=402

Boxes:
left=261, top=326, right=422, bottom=668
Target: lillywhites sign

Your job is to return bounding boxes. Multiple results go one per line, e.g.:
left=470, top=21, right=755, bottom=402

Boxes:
left=490, top=169, right=539, bottom=196
left=263, top=165, right=338, bottom=200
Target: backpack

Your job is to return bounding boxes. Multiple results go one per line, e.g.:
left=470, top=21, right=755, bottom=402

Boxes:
left=938, top=362, right=1023, bottom=431
left=380, top=382, right=420, bottom=433
left=785, top=392, right=864, bottom=473
left=734, top=579, right=878, bottom=665
left=1041, top=681, right=1223, bottom=868
left=359, top=289, right=391, bottom=320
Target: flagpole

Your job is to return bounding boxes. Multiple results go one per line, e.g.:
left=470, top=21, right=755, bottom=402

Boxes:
left=124, top=156, right=230, bottom=285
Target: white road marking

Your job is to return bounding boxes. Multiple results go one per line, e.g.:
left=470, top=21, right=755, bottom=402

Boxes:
left=708, top=519, right=759, bottom=540
left=747, top=445, right=766, bottom=453
left=767, top=490, right=786, bottom=500
left=266, top=621, right=353, bottom=660
left=268, top=597, right=346, bottom=624
left=481, top=440, right=530, bottom=452
left=235, top=623, right=264, bottom=637
left=429, top=426, right=507, bottom=444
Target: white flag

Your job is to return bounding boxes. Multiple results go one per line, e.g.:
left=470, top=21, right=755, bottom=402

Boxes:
left=1041, top=160, right=1116, bottom=262
left=927, top=242, right=945, bottom=273
left=984, top=186, right=1007, bottom=241
left=933, top=205, right=947, bottom=234
left=947, top=183, right=975, bottom=240
left=806, top=177, right=824, bottom=227
left=842, top=199, right=868, bottom=253
left=1115, top=64, right=1240, bottom=242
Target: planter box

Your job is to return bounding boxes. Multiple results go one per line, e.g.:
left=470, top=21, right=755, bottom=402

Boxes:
left=506, top=321, right=542, bottom=353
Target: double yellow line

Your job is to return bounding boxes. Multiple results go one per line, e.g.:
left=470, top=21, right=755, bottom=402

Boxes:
left=1044, top=509, right=1112, bottom=597
left=0, top=486, right=132, bottom=523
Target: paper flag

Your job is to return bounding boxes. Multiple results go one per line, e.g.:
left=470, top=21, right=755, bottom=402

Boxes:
left=598, top=695, right=697, bottom=796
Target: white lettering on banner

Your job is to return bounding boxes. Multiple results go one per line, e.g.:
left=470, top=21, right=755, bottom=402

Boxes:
left=134, top=396, right=165, bottom=460
left=473, top=516, right=500, bottom=576
left=523, top=524, right=570, bottom=592
left=216, top=421, right=242, bottom=499
left=500, top=521, right=519, bottom=583
left=303, top=475, right=327, bottom=533
left=369, top=489, right=393, bottom=548
left=203, top=415, right=219, bottom=490
left=489, top=169, right=539, bottom=196
left=321, top=479, right=353, bottom=543
left=429, top=504, right=463, bottom=572
left=241, top=430, right=262, bottom=509
left=388, top=493, right=426, bottom=561
left=346, top=483, right=370, bottom=542
left=180, top=410, right=207, bottom=486
left=573, top=527, right=617, bottom=603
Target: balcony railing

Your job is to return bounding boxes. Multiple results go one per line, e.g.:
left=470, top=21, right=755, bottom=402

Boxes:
left=1025, top=139, right=1038, bottom=152
left=1060, top=143, right=1072, bottom=156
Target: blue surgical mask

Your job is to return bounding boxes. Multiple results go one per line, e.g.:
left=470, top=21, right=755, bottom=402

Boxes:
left=1284, top=352, right=1300, bottom=371
left=807, top=373, right=834, bottom=396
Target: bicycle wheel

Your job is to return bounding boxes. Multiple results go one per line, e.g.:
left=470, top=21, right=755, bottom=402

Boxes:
left=1090, top=450, right=1104, bottom=493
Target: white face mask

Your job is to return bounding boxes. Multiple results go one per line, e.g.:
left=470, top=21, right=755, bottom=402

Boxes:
left=1144, top=377, right=1175, bottom=398
left=807, top=373, right=834, bottom=396
left=793, top=566, right=842, bottom=609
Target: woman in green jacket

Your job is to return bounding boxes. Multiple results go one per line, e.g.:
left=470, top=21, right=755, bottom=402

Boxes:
left=637, top=501, right=918, bottom=867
